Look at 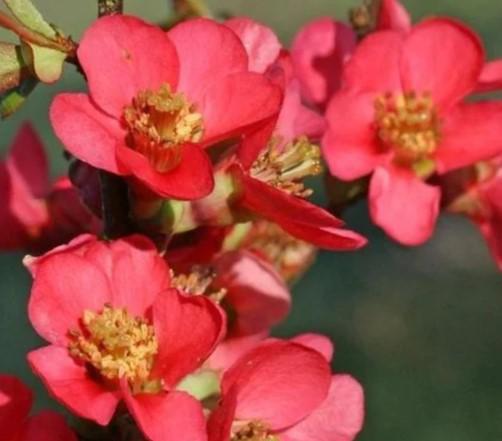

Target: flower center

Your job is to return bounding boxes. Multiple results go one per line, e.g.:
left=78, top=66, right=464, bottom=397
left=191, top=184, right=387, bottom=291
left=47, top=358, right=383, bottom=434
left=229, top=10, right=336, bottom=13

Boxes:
left=69, top=305, right=158, bottom=387
left=374, top=92, right=441, bottom=165
left=171, top=267, right=227, bottom=302
left=123, top=84, right=204, bottom=173
left=231, top=422, right=279, bottom=441
left=251, top=136, right=322, bottom=197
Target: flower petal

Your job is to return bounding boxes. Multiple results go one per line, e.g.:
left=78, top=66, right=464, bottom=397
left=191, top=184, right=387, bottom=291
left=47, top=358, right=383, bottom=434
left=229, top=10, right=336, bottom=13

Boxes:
left=291, top=18, right=356, bottom=107
left=213, top=250, right=291, bottom=337
left=28, top=253, right=113, bottom=345
left=152, top=289, right=226, bottom=386
left=7, top=122, right=49, bottom=198
left=290, top=333, right=334, bottom=363
left=86, top=235, right=171, bottom=316
left=225, top=18, right=281, bottom=73
left=476, top=60, right=502, bottom=93
left=22, top=411, right=77, bottom=441
left=27, top=346, right=120, bottom=426
left=377, top=0, right=411, bottom=33
left=122, top=385, right=207, bottom=441
left=436, top=102, right=502, bottom=173
left=50, top=94, right=124, bottom=174
left=116, top=142, right=214, bottom=199
left=343, top=30, right=402, bottom=94
left=78, top=15, right=179, bottom=117
left=369, top=165, right=440, bottom=245
left=400, top=18, right=483, bottom=111
left=169, top=18, right=248, bottom=105
left=291, top=18, right=356, bottom=108
left=207, top=386, right=238, bottom=441
left=200, top=72, right=282, bottom=146
left=221, top=340, right=331, bottom=430
left=280, top=375, right=365, bottom=441
left=323, top=91, right=386, bottom=180
left=234, top=167, right=367, bottom=251
left=0, top=374, right=32, bottom=440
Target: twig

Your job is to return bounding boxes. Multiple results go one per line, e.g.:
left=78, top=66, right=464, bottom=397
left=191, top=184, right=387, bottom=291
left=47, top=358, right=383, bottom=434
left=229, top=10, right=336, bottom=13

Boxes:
left=96, top=0, right=133, bottom=240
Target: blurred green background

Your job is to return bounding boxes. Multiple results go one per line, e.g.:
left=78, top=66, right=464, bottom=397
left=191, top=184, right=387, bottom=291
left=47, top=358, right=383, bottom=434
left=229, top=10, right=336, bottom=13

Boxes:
left=1, top=1, right=502, bottom=440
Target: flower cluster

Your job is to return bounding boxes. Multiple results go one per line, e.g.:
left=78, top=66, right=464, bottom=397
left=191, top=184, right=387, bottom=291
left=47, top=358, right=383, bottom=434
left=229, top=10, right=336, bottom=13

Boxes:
left=1, top=0, right=502, bottom=439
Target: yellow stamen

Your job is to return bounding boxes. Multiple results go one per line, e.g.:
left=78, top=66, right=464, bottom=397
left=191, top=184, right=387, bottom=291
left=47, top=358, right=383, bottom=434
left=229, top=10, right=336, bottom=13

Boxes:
left=374, top=91, right=441, bottom=165
left=123, top=84, right=204, bottom=172
left=171, top=267, right=227, bottom=302
left=231, top=421, right=279, bottom=441
left=69, top=305, right=158, bottom=386
left=251, top=136, right=322, bottom=198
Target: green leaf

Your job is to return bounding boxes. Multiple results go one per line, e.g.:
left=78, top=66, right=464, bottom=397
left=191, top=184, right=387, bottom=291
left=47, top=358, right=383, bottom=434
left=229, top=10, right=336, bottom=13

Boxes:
left=0, top=75, right=37, bottom=118
left=0, top=42, right=26, bottom=92
left=3, top=0, right=56, bottom=38
left=22, top=42, right=66, bottom=83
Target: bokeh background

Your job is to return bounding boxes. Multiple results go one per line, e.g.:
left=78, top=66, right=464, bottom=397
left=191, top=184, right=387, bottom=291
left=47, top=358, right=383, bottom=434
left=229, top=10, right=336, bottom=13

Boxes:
left=1, top=1, right=502, bottom=440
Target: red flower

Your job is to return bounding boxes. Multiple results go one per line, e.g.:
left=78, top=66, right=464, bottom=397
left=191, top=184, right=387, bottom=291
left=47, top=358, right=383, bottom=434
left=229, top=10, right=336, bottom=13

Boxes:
left=0, top=374, right=76, bottom=441
left=50, top=15, right=282, bottom=200
left=0, top=123, right=100, bottom=252
left=208, top=339, right=364, bottom=441
left=323, top=18, right=502, bottom=245
left=27, top=234, right=225, bottom=441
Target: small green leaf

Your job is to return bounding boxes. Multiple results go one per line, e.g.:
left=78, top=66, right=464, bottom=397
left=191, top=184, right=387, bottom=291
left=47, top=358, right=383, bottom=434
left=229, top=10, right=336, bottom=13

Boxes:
left=0, top=42, right=26, bottom=92
left=22, top=42, right=66, bottom=83
left=0, top=75, right=37, bottom=118
left=3, top=0, right=56, bottom=38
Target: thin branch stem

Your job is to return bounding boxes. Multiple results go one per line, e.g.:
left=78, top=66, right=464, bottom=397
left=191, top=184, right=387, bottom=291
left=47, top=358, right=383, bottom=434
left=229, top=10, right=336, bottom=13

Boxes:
left=95, top=0, right=132, bottom=239
left=0, top=10, right=76, bottom=55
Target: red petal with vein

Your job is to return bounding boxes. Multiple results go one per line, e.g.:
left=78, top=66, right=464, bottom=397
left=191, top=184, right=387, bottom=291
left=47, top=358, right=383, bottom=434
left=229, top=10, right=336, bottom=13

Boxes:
left=169, top=18, right=248, bottom=105
left=116, top=142, right=214, bottom=199
left=476, top=60, right=502, bottom=93
left=323, top=91, right=387, bottom=181
left=279, top=375, right=365, bottom=441
left=221, top=340, right=331, bottom=430
left=343, top=30, right=402, bottom=94
left=122, top=384, right=207, bottom=441
left=28, top=253, right=113, bottom=345
left=28, top=346, right=120, bottom=426
left=377, top=0, right=411, bottom=33
left=369, top=165, right=440, bottom=246
left=50, top=94, right=124, bottom=174
left=400, top=18, right=483, bottom=111
left=200, top=72, right=282, bottom=146
left=152, top=289, right=225, bottom=386
left=213, top=250, right=291, bottom=337
left=233, top=167, right=366, bottom=251
left=436, top=102, right=502, bottom=173
left=78, top=15, right=179, bottom=117
left=225, top=17, right=281, bottom=73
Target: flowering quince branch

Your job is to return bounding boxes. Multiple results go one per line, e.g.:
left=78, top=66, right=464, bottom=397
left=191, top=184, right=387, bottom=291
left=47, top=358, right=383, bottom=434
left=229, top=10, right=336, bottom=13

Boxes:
left=3, top=0, right=502, bottom=440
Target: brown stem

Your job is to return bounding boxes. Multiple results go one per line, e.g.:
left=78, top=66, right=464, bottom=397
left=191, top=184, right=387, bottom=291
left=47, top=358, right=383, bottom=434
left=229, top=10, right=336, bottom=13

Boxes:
left=96, top=0, right=133, bottom=239
left=0, top=10, right=76, bottom=55
left=98, top=0, right=124, bottom=16
left=349, top=0, right=383, bottom=38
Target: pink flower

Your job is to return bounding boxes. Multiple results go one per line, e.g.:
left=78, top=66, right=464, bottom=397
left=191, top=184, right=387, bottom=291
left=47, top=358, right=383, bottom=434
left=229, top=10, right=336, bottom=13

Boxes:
left=323, top=18, right=502, bottom=245
left=0, top=374, right=76, bottom=441
left=291, top=18, right=356, bottom=110
left=51, top=15, right=282, bottom=200
left=27, top=234, right=225, bottom=441
left=207, top=250, right=291, bottom=371
left=0, top=123, right=100, bottom=252
left=208, top=339, right=364, bottom=441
